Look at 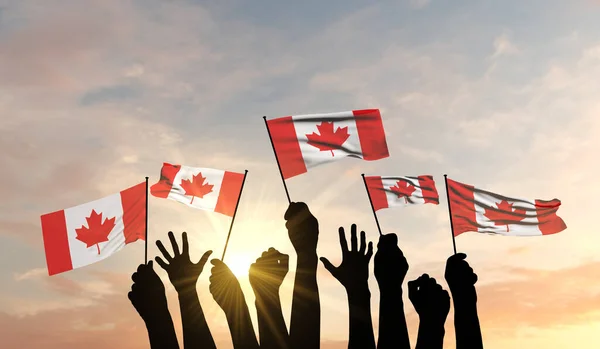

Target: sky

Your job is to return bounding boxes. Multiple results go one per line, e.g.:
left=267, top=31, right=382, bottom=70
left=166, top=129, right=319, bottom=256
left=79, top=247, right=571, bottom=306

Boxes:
left=1, top=0, right=600, bottom=347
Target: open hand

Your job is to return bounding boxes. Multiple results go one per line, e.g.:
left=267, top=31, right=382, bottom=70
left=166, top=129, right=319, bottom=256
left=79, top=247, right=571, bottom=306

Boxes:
left=209, top=259, right=245, bottom=315
left=155, top=231, right=212, bottom=293
left=408, top=274, right=450, bottom=326
left=374, top=233, right=408, bottom=291
left=128, top=261, right=167, bottom=322
left=445, top=253, right=478, bottom=302
left=320, top=224, right=373, bottom=295
left=284, top=202, right=319, bottom=255
left=249, top=248, right=289, bottom=297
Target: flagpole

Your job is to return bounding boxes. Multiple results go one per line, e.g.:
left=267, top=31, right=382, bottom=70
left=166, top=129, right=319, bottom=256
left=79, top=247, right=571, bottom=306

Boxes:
left=263, top=116, right=291, bottom=204
left=361, top=174, right=383, bottom=236
left=444, top=174, right=458, bottom=254
left=144, top=176, right=149, bottom=264
left=221, top=170, right=249, bottom=261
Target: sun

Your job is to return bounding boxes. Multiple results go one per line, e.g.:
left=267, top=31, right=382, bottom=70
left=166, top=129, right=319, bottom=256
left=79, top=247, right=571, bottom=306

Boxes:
left=224, top=253, right=253, bottom=277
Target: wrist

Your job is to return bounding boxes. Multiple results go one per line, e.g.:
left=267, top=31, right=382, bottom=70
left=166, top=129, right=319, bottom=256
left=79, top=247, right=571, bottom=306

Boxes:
left=347, top=286, right=371, bottom=302
left=419, top=316, right=447, bottom=331
left=378, top=282, right=402, bottom=296
left=176, top=285, right=198, bottom=296
left=297, top=250, right=318, bottom=260
left=254, top=289, right=280, bottom=303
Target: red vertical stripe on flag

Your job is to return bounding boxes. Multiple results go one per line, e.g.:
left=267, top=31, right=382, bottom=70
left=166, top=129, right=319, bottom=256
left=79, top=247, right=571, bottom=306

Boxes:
left=447, top=179, right=478, bottom=236
left=365, top=176, right=389, bottom=211
left=535, top=199, right=567, bottom=235
left=353, top=109, right=389, bottom=161
left=215, top=171, right=245, bottom=217
left=267, top=117, right=307, bottom=179
left=121, top=182, right=147, bottom=244
left=41, top=211, right=73, bottom=276
left=150, top=163, right=182, bottom=198
left=418, top=175, right=440, bottom=204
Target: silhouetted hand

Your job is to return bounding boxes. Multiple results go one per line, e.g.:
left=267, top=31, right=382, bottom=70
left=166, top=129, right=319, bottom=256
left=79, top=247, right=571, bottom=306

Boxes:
left=408, top=274, right=450, bottom=325
left=209, top=259, right=245, bottom=315
left=321, top=224, right=373, bottom=294
left=284, top=202, right=319, bottom=255
left=129, top=262, right=180, bottom=349
left=445, top=253, right=483, bottom=349
left=445, top=253, right=478, bottom=302
left=128, top=261, right=167, bottom=321
left=250, top=248, right=290, bottom=349
left=374, top=233, right=408, bottom=291
left=249, top=248, right=289, bottom=296
left=155, top=231, right=212, bottom=293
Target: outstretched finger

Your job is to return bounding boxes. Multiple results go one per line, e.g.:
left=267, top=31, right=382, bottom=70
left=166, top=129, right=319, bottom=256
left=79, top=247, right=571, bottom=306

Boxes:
left=359, top=230, right=366, bottom=254
left=156, top=240, right=173, bottom=262
left=350, top=224, right=358, bottom=252
left=168, top=231, right=180, bottom=256
left=181, top=232, right=189, bottom=256
left=319, top=257, right=337, bottom=277
left=155, top=256, right=168, bottom=271
left=365, top=241, right=373, bottom=260
left=198, top=250, right=213, bottom=269
left=338, top=227, right=349, bottom=255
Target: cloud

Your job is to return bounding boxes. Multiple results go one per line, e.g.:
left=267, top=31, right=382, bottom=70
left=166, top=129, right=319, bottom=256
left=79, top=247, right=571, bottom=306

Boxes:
left=409, top=0, right=431, bottom=9
left=491, top=33, right=519, bottom=59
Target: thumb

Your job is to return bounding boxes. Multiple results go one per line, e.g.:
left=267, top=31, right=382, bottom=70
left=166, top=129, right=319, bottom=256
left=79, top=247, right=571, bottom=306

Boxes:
left=319, top=257, right=337, bottom=276
left=198, top=250, right=213, bottom=268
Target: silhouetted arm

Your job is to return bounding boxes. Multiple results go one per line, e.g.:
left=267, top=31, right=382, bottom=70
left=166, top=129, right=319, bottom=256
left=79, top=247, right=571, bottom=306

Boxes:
left=209, top=259, right=259, bottom=349
left=374, top=234, right=410, bottom=349
left=250, top=248, right=290, bottom=349
left=408, top=274, right=450, bottom=349
left=445, top=253, right=484, bottom=349
left=155, top=232, right=215, bottom=349
left=285, top=202, right=320, bottom=349
left=321, top=224, right=376, bottom=349
left=128, top=261, right=180, bottom=349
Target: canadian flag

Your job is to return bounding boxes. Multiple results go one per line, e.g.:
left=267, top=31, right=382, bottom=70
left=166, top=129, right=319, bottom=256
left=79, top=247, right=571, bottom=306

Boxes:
left=447, top=178, right=567, bottom=237
left=365, top=175, right=439, bottom=210
left=40, top=182, right=146, bottom=276
left=266, top=109, right=389, bottom=179
left=150, top=163, right=244, bottom=217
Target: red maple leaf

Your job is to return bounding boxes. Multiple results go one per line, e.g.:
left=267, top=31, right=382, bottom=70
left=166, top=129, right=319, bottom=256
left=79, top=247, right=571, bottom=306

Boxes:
left=75, top=210, right=116, bottom=255
left=306, top=122, right=350, bottom=156
left=483, top=200, right=527, bottom=232
left=390, top=180, right=416, bottom=204
left=180, top=172, right=214, bottom=204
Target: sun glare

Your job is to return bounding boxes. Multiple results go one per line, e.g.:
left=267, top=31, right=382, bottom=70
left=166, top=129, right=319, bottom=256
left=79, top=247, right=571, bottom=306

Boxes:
left=224, top=253, right=253, bottom=277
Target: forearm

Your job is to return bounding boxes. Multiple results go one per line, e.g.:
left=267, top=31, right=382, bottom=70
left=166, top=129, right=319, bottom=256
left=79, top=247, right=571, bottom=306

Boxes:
left=453, top=296, right=483, bottom=349
left=178, top=288, right=216, bottom=349
left=225, top=302, right=260, bottom=349
left=415, top=320, right=445, bottom=349
left=377, top=288, right=410, bottom=349
left=255, top=292, right=290, bottom=349
left=145, top=307, right=180, bottom=349
left=290, top=252, right=320, bottom=349
left=347, top=290, right=376, bottom=349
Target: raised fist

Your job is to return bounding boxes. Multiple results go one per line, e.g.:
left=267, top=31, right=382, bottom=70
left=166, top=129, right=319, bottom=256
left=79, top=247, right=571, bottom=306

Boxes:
left=408, top=274, right=450, bottom=326
left=284, top=202, right=319, bottom=255
left=374, top=233, right=409, bottom=291
left=249, top=248, right=289, bottom=296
